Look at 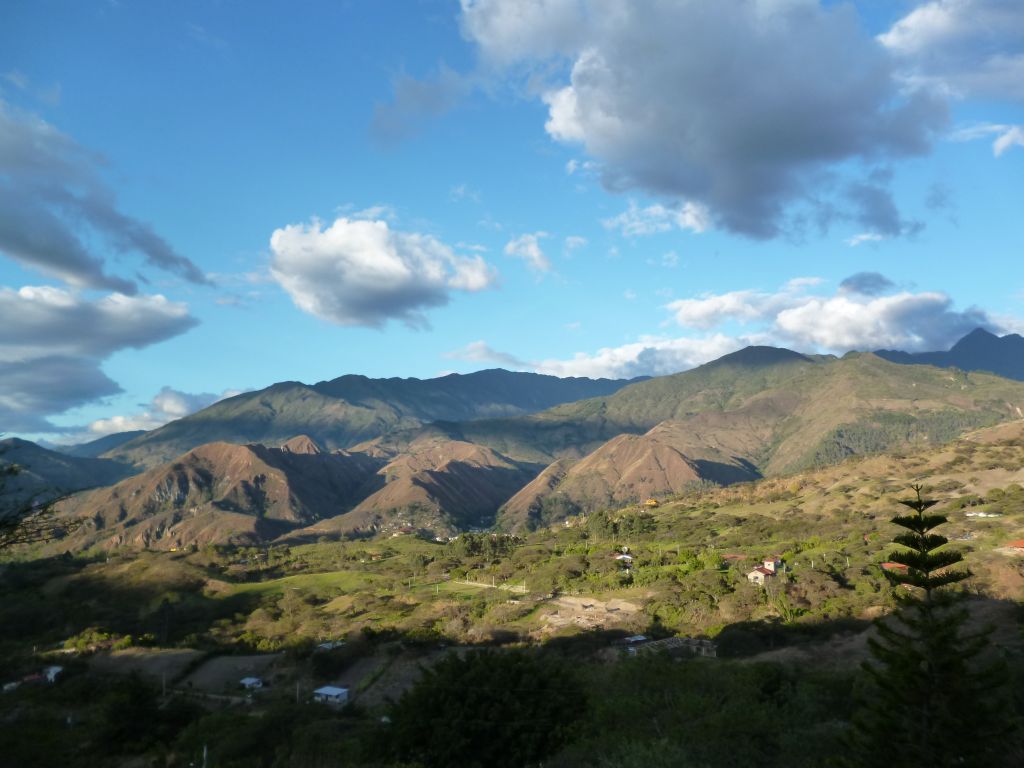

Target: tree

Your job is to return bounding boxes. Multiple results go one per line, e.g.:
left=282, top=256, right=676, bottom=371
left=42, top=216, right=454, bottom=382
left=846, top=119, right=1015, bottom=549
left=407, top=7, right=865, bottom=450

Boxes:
left=387, top=650, right=583, bottom=768
left=849, top=485, right=1011, bottom=766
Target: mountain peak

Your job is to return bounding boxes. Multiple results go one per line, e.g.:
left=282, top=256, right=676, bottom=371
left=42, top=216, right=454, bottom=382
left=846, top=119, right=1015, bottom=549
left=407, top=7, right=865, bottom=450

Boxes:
left=281, top=435, right=322, bottom=455
left=707, top=346, right=812, bottom=368
left=876, top=328, right=1024, bottom=382
left=950, top=327, right=1000, bottom=352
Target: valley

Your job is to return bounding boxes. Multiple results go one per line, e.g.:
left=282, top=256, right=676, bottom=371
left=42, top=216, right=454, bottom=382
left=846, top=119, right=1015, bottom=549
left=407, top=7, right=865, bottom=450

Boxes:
left=3, top=337, right=1024, bottom=767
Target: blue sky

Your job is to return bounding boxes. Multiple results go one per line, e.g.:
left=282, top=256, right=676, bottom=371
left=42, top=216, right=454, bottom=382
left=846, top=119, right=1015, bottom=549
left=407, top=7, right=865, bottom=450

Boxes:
left=1, top=0, right=1022, bottom=441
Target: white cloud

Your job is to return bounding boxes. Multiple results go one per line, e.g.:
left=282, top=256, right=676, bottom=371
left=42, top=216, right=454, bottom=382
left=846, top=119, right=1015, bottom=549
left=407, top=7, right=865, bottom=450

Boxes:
left=846, top=232, right=886, bottom=247
left=666, top=277, right=997, bottom=353
left=444, top=340, right=528, bottom=369
left=269, top=216, right=497, bottom=328
left=993, top=126, right=1024, bottom=155
left=881, top=0, right=1024, bottom=101
left=0, top=286, right=198, bottom=431
left=535, top=333, right=748, bottom=379
left=461, top=1, right=945, bottom=239
left=504, top=232, right=551, bottom=272
left=0, top=286, right=196, bottom=363
left=86, top=386, right=243, bottom=437
left=950, top=122, right=1024, bottom=156
left=564, top=235, right=587, bottom=252
left=532, top=274, right=1016, bottom=379
left=667, top=288, right=795, bottom=329
left=459, top=0, right=586, bottom=66
left=623, top=289, right=636, bottom=301
left=773, top=292, right=990, bottom=352
left=603, top=200, right=710, bottom=237
left=565, top=158, right=599, bottom=175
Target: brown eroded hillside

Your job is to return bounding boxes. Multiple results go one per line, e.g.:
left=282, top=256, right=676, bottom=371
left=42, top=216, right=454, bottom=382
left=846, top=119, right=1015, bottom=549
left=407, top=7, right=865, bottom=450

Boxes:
left=57, top=437, right=384, bottom=550
left=498, top=420, right=760, bottom=530
left=287, top=434, right=541, bottom=539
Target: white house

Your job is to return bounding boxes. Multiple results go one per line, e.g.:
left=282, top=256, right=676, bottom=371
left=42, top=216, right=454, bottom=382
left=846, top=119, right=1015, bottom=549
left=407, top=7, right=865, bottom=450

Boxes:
left=239, top=677, right=263, bottom=690
left=746, top=566, right=775, bottom=586
left=313, top=685, right=349, bottom=706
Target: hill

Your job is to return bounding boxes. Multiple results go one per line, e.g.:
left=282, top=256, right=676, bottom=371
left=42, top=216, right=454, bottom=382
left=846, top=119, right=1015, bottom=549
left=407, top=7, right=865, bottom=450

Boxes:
left=289, top=434, right=540, bottom=540
left=58, top=438, right=385, bottom=550
left=103, top=369, right=641, bottom=470
left=456, top=349, right=1024, bottom=468
left=498, top=420, right=761, bottom=530
left=0, top=438, right=135, bottom=503
left=58, top=430, right=147, bottom=458
left=441, top=349, right=1024, bottom=526
left=57, top=432, right=542, bottom=550
left=876, top=328, right=1024, bottom=381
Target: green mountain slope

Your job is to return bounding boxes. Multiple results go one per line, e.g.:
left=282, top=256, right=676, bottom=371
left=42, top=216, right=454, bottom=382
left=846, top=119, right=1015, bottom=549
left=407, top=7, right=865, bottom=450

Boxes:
left=453, top=349, right=1024, bottom=525
left=459, top=349, right=1024, bottom=467
left=104, top=370, right=641, bottom=470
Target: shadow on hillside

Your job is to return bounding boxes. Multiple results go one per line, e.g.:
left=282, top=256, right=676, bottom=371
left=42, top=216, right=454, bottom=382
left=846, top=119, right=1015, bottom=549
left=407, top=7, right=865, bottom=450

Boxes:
left=693, top=457, right=762, bottom=484
left=0, top=554, right=261, bottom=658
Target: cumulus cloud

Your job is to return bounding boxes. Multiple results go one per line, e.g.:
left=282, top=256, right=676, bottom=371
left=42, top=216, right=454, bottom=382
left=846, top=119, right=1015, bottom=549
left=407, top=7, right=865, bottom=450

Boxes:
left=666, top=279, right=818, bottom=329
left=534, top=274, right=1010, bottom=378
left=459, top=1, right=945, bottom=239
left=86, top=386, right=243, bottom=437
left=535, top=333, right=748, bottom=379
left=269, top=217, right=497, bottom=328
left=0, top=286, right=198, bottom=431
left=602, top=201, right=710, bottom=237
left=504, top=232, right=551, bottom=272
left=444, top=340, right=528, bottom=369
left=564, top=235, right=587, bottom=252
left=0, top=100, right=208, bottom=291
left=667, top=276, right=995, bottom=352
left=881, top=0, right=1024, bottom=101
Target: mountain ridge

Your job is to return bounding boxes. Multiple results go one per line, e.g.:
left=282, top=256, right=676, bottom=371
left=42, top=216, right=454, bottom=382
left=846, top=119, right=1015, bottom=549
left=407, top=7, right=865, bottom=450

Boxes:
left=102, top=369, right=645, bottom=470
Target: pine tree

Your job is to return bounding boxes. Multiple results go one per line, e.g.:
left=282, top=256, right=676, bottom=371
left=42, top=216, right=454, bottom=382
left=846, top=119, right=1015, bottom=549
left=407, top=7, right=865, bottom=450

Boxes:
left=850, top=485, right=1010, bottom=767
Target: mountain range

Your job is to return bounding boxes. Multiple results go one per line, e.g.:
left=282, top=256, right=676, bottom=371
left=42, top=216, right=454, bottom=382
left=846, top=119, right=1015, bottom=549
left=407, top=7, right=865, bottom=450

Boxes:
left=875, top=328, right=1024, bottom=381
left=8, top=329, right=1024, bottom=550
left=100, top=369, right=643, bottom=470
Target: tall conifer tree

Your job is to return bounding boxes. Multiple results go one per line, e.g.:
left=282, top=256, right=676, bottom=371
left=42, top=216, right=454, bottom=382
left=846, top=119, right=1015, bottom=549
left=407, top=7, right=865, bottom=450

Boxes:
left=850, top=485, right=1010, bottom=766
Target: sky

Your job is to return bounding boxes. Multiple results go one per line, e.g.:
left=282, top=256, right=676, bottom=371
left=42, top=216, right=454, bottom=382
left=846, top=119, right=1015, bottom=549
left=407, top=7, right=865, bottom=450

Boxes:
left=1, top=0, right=1022, bottom=442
